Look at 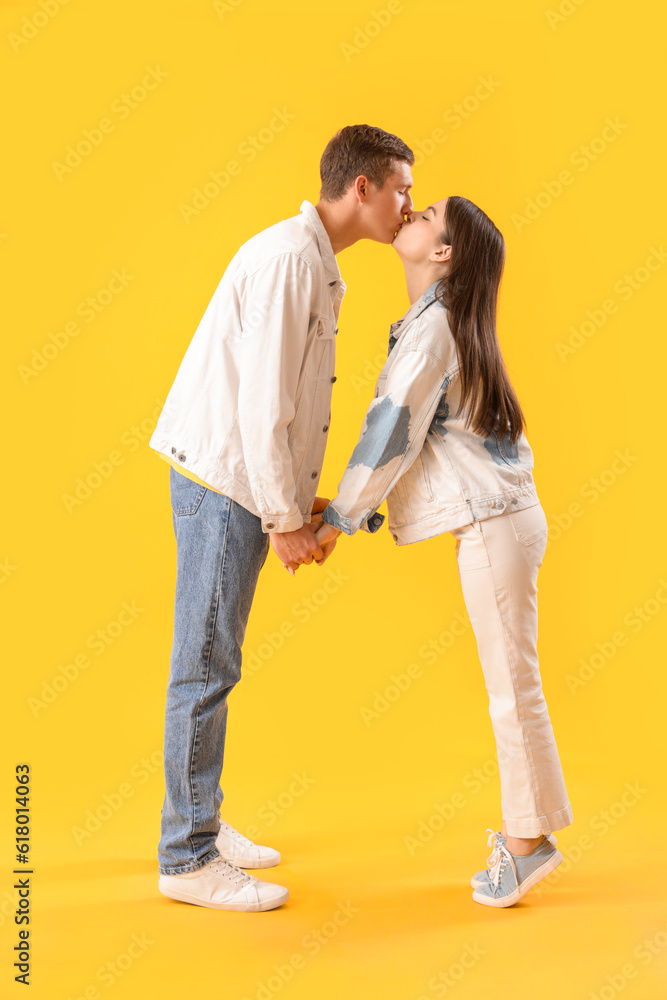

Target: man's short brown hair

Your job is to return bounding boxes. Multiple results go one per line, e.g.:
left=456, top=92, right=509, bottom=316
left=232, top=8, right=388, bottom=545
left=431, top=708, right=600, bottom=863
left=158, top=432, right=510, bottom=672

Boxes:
left=319, top=124, right=414, bottom=202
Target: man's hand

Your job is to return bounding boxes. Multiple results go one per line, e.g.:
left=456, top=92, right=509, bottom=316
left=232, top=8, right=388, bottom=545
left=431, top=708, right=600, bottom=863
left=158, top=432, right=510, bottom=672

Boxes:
left=310, top=496, right=330, bottom=528
left=313, top=521, right=341, bottom=565
left=270, top=523, right=324, bottom=573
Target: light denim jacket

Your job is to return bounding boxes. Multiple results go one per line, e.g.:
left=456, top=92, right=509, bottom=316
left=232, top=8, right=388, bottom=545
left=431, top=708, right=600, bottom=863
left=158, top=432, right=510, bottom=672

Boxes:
left=149, top=201, right=345, bottom=533
left=321, top=282, right=540, bottom=544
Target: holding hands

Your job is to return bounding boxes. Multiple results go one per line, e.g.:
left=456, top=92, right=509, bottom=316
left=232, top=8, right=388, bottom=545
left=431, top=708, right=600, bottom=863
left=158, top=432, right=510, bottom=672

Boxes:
left=270, top=497, right=342, bottom=575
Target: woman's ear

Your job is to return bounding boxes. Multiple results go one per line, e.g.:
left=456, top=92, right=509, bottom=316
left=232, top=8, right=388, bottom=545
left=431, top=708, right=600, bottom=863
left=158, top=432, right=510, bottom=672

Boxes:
left=429, top=244, right=452, bottom=264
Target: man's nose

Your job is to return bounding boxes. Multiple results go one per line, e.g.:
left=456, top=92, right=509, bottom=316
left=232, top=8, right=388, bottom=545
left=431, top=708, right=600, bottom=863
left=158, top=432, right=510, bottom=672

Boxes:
left=404, top=194, right=414, bottom=215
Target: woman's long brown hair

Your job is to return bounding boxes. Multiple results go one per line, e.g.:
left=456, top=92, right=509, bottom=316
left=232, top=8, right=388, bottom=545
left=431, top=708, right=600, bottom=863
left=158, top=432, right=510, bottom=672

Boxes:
left=435, top=196, right=526, bottom=444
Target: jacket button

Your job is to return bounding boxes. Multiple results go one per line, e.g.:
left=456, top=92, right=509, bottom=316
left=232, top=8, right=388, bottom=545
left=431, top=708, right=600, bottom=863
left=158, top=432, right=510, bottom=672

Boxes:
left=322, top=425, right=329, bottom=432
left=311, top=471, right=318, bottom=479
left=329, top=280, right=336, bottom=287
left=171, top=447, right=177, bottom=454
left=266, top=523, right=275, bottom=530
left=331, top=376, right=337, bottom=383
left=178, top=453, right=186, bottom=462
left=495, top=500, right=505, bottom=510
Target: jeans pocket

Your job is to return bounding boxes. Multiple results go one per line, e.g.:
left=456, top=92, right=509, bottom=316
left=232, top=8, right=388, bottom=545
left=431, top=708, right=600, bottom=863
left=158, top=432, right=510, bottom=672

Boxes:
left=507, top=504, right=548, bottom=546
left=170, top=466, right=207, bottom=515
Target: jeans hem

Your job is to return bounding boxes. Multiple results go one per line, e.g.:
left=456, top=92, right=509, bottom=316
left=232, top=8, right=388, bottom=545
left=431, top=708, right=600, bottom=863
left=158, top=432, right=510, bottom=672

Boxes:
left=504, top=802, right=574, bottom=838
left=158, top=845, right=221, bottom=876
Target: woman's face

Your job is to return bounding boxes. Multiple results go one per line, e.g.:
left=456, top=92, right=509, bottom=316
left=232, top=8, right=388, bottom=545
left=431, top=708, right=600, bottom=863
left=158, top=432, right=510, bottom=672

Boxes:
left=392, top=197, right=449, bottom=264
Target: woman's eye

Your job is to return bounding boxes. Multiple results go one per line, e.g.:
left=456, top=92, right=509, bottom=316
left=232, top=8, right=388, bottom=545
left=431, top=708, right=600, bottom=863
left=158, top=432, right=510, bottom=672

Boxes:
left=422, top=215, right=429, bottom=221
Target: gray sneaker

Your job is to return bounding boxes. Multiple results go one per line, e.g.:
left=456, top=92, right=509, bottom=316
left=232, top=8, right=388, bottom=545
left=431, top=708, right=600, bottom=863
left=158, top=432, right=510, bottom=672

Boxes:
left=470, top=828, right=557, bottom=889
left=472, top=835, right=563, bottom=907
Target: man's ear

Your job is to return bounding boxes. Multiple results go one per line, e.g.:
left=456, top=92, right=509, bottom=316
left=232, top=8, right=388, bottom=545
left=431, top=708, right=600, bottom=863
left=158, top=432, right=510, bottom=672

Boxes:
left=429, top=244, right=452, bottom=263
left=352, top=174, right=369, bottom=204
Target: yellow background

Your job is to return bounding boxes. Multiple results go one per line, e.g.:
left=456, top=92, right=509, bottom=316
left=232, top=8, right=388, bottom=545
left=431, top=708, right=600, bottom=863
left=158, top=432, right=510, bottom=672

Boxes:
left=2, top=0, right=666, bottom=997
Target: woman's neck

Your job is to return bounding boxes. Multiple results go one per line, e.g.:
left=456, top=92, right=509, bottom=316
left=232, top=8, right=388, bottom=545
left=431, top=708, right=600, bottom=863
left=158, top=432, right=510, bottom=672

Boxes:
left=402, top=261, right=446, bottom=305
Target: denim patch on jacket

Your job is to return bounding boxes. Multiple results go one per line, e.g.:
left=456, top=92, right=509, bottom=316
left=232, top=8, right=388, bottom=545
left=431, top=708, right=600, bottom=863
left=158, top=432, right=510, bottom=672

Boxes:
left=348, top=396, right=411, bottom=469
left=483, top=431, right=520, bottom=466
left=429, top=375, right=452, bottom=440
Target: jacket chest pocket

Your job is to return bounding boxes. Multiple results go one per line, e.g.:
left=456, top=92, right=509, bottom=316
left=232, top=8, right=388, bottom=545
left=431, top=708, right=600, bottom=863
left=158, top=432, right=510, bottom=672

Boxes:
left=310, top=316, right=336, bottom=384
left=289, top=318, right=335, bottom=449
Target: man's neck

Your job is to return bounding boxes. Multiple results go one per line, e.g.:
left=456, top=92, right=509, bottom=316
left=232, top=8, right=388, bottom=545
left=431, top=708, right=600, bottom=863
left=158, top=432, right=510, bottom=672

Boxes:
left=314, top=200, right=362, bottom=255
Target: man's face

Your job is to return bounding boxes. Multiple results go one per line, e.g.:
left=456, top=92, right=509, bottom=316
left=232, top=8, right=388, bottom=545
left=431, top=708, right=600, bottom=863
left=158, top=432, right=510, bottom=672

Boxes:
left=362, top=160, right=414, bottom=243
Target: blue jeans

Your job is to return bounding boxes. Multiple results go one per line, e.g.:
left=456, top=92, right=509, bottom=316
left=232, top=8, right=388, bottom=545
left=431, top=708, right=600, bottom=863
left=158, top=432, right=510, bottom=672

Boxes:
left=158, top=466, right=270, bottom=874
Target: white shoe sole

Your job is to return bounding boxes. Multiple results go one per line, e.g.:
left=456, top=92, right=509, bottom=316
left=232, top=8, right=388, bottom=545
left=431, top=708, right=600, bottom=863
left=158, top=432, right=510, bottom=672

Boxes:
left=218, top=853, right=281, bottom=870
left=469, top=833, right=557, bottom=889
left=159, top=883, right=288, bottom=912
left=471, top=850, right=563, bottom=907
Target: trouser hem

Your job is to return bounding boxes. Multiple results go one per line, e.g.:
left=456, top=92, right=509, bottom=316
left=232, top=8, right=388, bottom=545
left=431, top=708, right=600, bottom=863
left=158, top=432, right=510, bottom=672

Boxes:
left=158, top=845, right=221, bottom=876
left=504, top=802, right=574, bottom=838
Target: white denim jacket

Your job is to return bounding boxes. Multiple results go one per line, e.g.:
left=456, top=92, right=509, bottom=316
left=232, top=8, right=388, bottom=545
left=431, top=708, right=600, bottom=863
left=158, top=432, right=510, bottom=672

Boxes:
left=321, top=282, right=540, bottom=544
left=149, top=201, right=345, bottom=532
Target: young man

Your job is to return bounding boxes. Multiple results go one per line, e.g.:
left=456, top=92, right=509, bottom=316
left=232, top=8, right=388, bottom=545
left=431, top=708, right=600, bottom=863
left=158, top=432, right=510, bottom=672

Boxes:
left=149, top=125, right=414, bottom=912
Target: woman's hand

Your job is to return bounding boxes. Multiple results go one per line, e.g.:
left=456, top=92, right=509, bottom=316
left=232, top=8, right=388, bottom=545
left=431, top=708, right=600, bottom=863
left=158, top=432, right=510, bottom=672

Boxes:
left=313, top=521, right=341, bottom=565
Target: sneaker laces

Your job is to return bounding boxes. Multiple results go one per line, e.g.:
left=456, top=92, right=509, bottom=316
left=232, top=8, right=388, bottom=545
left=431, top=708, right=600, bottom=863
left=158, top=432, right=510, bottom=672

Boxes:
left=484, top=828, right=504, bottom=870
left=219, top=819, right=257, bottom=849
left=208, top=859, right=254, bottom=886
left=488, top=843, right=516, bottom=893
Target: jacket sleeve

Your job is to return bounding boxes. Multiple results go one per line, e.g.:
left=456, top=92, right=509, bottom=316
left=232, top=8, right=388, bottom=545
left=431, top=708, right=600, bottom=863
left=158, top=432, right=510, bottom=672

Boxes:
left=237, top=252, right=314, bottom=533
left=321, top=346, right=448, bottom=535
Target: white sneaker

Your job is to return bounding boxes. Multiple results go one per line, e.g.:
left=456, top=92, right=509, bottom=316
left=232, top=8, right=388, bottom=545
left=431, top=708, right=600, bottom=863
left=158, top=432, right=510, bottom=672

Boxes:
left=215, top=818, right=281, bottom=869
left=159, top=858, right=288, bottom=912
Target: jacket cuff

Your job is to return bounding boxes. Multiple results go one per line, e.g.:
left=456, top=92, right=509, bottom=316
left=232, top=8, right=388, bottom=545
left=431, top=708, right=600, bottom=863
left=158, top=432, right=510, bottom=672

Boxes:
left=321, top=503, right=353, bottom=535
left=360, top=510, right=385, bottom=534
left=321, top=504, right=385, bottom=536
left=262, top=511, right=304, bottom=533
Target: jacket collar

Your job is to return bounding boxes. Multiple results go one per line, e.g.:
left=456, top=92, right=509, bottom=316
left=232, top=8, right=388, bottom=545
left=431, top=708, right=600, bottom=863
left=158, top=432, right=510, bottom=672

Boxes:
left=388, top=280, right=441, bottom=352
left=299, top=200, right=342, bottom=286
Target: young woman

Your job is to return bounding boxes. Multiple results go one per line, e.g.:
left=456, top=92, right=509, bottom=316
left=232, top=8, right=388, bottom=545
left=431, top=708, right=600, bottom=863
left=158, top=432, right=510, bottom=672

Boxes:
left=311, top=196, right=573, bottom=907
